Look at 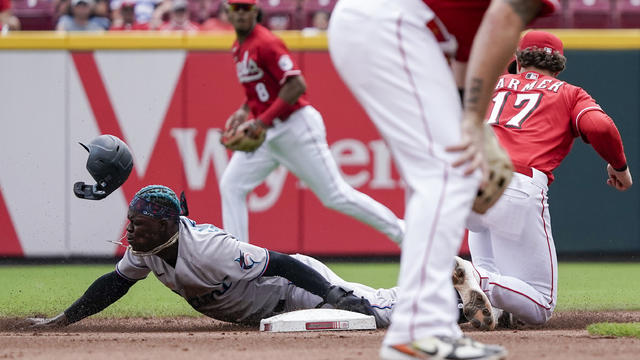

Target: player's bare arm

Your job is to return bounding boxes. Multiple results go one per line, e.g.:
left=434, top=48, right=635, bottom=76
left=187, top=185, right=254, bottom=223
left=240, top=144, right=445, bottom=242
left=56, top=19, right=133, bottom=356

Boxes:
left=277, top=75, right=307, bottom=105
left=463, top=0, right=541, bottom=117
left=505, top=0, right=543, bottom=24
left=449, top=0, right=542, bottom=178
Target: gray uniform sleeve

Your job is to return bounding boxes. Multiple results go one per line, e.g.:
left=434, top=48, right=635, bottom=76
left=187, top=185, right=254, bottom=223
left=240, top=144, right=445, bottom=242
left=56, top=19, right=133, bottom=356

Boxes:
left=204, top=236, right=270, bottom=283
left=115, top=249, right=151, bottom=281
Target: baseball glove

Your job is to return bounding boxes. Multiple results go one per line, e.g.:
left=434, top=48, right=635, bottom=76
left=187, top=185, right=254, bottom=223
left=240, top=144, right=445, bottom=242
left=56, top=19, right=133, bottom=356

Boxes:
left=326, top=285, right=375, bottom=317
left=220, top=117, right=266, bottom=152
left=472, top=124, right=513, bottom=214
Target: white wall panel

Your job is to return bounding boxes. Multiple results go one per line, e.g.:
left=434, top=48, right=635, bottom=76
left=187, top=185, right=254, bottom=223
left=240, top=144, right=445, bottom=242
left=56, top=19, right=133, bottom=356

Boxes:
left=0, top=51, right=68, bottom=256
left=94, top=50, right=186, bottom=177
left=67, top=55, right=127, bottom=256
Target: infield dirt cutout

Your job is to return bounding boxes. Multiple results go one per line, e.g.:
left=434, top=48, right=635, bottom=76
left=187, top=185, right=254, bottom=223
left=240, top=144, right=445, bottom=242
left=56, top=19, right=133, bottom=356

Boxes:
left=1, top=311, right=639, bottom=359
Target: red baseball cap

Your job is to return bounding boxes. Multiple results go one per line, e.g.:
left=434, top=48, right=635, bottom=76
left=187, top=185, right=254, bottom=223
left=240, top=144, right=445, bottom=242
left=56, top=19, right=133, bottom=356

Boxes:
left=228, top=0, right=258, bottom=4
left=508, top=31, right=564, bottom=74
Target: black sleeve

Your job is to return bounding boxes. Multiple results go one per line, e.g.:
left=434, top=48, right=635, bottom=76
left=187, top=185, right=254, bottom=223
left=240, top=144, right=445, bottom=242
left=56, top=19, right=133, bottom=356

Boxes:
left=263, top=251, right=331, bottom=300
left=63, top=271, right=137, bottom=324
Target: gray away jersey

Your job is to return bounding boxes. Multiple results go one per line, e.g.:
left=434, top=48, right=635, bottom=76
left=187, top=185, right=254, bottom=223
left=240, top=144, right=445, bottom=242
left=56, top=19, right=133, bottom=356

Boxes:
left=116, top=217, right=290, bottom=324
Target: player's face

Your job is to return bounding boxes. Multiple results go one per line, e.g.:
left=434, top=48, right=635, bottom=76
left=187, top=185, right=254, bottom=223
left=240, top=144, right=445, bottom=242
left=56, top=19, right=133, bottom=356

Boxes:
left=126, top=210, right=165, bottom=252
left=227, top=3, right=257, bottom=33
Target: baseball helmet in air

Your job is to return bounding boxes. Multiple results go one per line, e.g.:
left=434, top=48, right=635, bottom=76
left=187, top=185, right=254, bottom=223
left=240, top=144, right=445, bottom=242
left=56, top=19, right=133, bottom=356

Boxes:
left=74, top=134, right=134, bottom=200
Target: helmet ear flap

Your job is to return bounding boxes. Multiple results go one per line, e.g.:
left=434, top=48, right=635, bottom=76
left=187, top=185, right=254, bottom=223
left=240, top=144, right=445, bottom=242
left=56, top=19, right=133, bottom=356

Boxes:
left=74, top=135, right=134, bottom=200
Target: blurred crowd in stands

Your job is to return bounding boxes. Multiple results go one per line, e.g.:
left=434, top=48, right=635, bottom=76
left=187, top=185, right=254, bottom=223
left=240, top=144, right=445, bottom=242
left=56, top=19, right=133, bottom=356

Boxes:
left=1, top=0, right=639, bottom=33
left=0, top=0, right=334, bottom=32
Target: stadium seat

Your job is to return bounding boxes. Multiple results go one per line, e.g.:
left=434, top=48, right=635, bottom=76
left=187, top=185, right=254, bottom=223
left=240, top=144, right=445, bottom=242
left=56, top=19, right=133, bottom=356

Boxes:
left=11, top=0, right=55, bottom=30
left=567, top=0, right=613, bottom=28
left=303, top=0, right=337, bottom=28
left=260, top=0, right=299, bottom=30
left=528, top=10, right=567, bottom=28
left=189, top=0, right=224, bottom=24
left=617, top=0, right=640, bottom=28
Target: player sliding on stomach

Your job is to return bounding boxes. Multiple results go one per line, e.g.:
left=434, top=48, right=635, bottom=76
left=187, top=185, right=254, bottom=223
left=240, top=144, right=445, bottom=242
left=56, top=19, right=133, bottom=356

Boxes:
left=27, top=185, right=396, bottom=329
left=453, top=31, right=633, bottom=331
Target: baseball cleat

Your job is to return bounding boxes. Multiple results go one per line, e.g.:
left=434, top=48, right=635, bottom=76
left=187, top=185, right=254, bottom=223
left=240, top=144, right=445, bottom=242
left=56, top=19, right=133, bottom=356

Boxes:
left=496, top=310, right=524, bottom=329
left=452, top=256, right=495, bottom=330
left=379, top=335, right=507, bottom=360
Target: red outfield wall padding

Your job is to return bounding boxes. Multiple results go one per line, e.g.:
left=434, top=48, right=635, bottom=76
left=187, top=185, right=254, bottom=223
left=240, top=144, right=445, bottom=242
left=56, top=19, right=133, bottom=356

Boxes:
left=0, top=188, right=24, bottom=256
left=1, top=50, right=470, bottom=257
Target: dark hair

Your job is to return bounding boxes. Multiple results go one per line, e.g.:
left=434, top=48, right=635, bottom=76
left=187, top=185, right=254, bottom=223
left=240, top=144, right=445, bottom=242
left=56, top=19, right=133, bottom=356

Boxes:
left=516, top=47, right=566, bottom=74
left=130, top=185, right=182, bottom=221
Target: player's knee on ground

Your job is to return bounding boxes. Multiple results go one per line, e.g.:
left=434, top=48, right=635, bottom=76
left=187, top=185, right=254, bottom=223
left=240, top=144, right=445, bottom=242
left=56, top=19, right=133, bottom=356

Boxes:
left=491, top=288, right=555, bottom=326
left=516, top=306, right=554, bottom=326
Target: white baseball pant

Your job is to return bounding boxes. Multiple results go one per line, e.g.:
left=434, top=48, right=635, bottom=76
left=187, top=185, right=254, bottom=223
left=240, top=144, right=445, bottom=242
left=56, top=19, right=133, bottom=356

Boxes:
left=329, top=0, right=481, bottom=345
left=219, top=105, right=405, bottom=244
left=467, top=169, right=558, bottom=325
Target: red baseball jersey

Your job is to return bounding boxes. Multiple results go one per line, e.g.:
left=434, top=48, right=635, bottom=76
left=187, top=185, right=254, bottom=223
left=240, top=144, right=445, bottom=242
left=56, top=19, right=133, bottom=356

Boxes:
left=231, top=24, right=309, bottom=120
left=486, top=71, right=604, bottom=183
left=423, top=0, right=560, bottom=61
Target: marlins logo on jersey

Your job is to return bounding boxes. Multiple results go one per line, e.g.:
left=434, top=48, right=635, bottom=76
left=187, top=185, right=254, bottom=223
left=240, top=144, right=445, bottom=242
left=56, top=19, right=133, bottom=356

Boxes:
left=235, top=250, right=261, bottom=270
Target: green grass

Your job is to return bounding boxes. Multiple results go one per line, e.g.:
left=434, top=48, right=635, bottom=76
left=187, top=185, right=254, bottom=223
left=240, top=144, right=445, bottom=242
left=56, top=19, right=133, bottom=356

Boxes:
left=587, top=322, right=640, bottom=339
left=1, top=262, right=639, bottom=318
left=0, top=265, right=200, bottom=318
left=326, top=262, right=400, bottom=289
left=556, top=263, right=640, bottom=311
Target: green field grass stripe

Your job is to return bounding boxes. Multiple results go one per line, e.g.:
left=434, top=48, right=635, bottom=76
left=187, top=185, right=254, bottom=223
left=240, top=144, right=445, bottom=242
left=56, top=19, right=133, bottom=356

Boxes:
left=587, top=322, right=640, bottom=339
left=556, top=263, right=640, bottom=311
left=326, top=262, right=399, bottom=289
left=2, top=262, right=640, bottom=318
left=0, top=265, right=200, bottom=318
left=0, top=263, right=399, bottom=318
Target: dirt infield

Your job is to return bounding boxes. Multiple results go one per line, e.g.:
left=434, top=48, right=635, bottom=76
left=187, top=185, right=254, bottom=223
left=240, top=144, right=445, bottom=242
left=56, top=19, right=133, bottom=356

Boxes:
left=1, top=311, right=639, bottom=359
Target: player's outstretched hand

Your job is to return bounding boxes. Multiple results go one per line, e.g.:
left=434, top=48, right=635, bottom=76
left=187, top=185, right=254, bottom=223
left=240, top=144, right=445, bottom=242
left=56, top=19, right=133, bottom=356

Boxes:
left=607, top=164, right=632, bottom=191
left=326, top=286, right=375, bottom=317
left=25, top=313, right=69, bottom=329
left=446, top=119, right=488, bottom=184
